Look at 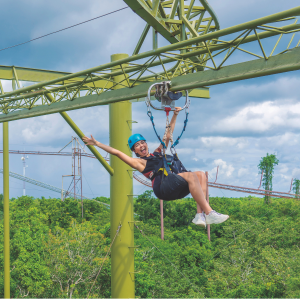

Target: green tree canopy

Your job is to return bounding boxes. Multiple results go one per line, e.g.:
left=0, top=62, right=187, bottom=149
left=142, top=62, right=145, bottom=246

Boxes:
left=1, top=193, right=299, bottom=298
left=292, top=178, right=300, bottom=199
left=45, top=220, right=108, bottom=298
left=258, top=153, right=279, bottom=204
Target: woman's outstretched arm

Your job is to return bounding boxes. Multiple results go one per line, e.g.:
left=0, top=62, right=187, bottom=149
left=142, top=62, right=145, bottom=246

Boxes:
left=82, top=135, right=145, bottom=172
left=158, top=107, right=181, bottom=150
left=169, top=107, right=180, bottom=134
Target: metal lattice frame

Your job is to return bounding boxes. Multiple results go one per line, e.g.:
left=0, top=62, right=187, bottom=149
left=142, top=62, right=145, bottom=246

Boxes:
left=129, top=0, right=220, bottom=52
left=2, top=2, right=300, bottom=299
left=0, top=6, right=299, bottom=119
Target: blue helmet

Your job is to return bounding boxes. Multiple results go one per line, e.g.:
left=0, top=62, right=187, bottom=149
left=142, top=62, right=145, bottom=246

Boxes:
left=128, top=133, right=146, bottom=150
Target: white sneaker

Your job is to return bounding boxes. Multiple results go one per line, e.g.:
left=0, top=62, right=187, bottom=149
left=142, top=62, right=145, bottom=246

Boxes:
left=192, top=213, right=206, bottom=228
left=205, top=210, right=229, bottom=225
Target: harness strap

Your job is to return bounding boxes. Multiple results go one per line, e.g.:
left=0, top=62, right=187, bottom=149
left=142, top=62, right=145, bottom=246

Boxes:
left=141, top=152, right=187, bottom=181
left=171, top=111, right=189, bottom=149
left=147, top=111, right=167, bottom=149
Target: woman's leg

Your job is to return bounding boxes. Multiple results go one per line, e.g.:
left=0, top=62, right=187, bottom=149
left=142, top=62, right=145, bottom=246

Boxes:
left=178, top=172, right=212, bottom=215
left=196, top=203, right=202, bottom=213
left=195, top=171, right=207, bottom=213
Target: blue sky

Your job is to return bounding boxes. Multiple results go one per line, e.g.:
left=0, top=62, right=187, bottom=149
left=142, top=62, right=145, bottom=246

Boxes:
left=0, top=0, right=300, bottom=199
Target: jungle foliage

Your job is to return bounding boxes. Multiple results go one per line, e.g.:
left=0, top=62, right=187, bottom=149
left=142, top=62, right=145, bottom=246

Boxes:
left=292, top=178, right=300, bottom=198
left=0, top=192, right=299, bottom=298
left=258, top=153, right=279, bottom=204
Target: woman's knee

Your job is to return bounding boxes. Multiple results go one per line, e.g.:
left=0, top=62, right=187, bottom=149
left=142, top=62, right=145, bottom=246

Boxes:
left=194, top=171, right=206, bottom=180
left=181, top=172, right=198, bottom=182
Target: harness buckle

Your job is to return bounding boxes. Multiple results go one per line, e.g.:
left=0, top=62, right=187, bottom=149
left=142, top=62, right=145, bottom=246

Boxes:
left=164, top=107, right=172, bottom=116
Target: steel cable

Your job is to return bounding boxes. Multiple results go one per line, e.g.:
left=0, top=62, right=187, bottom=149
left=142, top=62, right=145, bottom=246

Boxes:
left=0, top=7, right=128, bottom=52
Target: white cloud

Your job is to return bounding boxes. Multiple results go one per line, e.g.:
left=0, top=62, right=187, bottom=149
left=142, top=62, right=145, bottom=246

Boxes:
left=224, top=77, right=300, bottom=103
left=238, top=167, right=248, bottom=177
left=280, top=174, right=290, bottom=181
left=265, top=132, right=300, bottom=147
left=180, top=136, right=249, bottom=153
left=292, top=168, right=300, bottom=178
left=278, top=164, right=289, bottom=174
left=202, top=136, right=241, bottom=148
left=175, top=147, right=194, bottom=156
left=213, top=101, right=300, bottom=133
left=212, top=159, right=235, bottom=177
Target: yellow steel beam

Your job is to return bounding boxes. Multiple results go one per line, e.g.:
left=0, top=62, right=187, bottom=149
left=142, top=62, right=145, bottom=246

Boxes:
left=189, top=87, right=210, bottom=98
left=0, top=64, right=206, bottom=98
left=3, top=122, right=10, bottom=299
left=0, top=65, right=113, bottom=89
left=0, top=65, right=73, bottom=82
left=0, top=46, right=299, bottom=122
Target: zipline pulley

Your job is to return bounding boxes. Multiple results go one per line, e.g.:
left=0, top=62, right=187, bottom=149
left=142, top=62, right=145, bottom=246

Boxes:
left=144, top=81, right=190, bottom=181
left=146, top=81, right=190, bottom=112
left=145, top=81, right=190, bottom=151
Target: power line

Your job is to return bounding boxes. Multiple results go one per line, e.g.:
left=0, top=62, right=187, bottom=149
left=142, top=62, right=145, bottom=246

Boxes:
left=0, top=6, right=128, bottom=53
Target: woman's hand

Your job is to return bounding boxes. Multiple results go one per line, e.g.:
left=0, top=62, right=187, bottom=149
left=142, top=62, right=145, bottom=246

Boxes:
left=174, top=107, right=181, bottom=115
left=82, top=134, right=146, bottom=172
left=82, top=135, right=97, bottom=146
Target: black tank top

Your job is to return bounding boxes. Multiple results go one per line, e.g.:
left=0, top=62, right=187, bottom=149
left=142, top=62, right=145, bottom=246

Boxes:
left=140, top=151, right=162, bottom=181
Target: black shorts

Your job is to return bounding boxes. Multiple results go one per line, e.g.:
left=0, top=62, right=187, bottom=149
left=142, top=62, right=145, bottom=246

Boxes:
left=153, top=173, right=190, bottom=201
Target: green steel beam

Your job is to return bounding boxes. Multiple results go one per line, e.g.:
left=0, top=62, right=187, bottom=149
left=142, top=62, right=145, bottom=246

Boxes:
left=0, top=46, right=299, bottom=122
left=44, top=92, right=113, bottom=176
left=129, top=86, right=210, bottom=102
left=126, top=0, right=219, bottom=48
left=1, top=20, right=298, bottom=107
left=0, top=64, right=207, bottom=99
left=189, top=87, right=210, bottom=98
left=3, top=122, right=10, bottom=299
left=2, top=78, right=10, bottom=299
left=0, top=65, right=113, bottom=88
left=60, top=112, right=114, bottom=175
left=199, top=0, right=220, bottom=30
left=109, top=53, right=134, bottom=298
left=0, top=65, right=75, bottom=82
left=0, top=80, right=3, bottom=94
left=0, top=78, right=113, bottom=175
left=1, top=6, right=299, bottom=101
left=132, top=24, right=151, bottom=55
left=124, top=0, right=179, bottom=44
left=135, top=22, right=300, bottom=81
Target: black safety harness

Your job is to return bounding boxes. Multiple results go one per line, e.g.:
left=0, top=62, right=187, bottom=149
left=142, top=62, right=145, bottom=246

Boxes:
left=144, top=81, right=190, bottom=180
left=141, top=152, right=188, bottom=181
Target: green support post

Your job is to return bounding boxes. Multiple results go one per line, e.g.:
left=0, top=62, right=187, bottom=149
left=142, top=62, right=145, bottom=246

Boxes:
left=3, top=121, right=10, bottom=299
left=109, top=53, right=134, bottom=298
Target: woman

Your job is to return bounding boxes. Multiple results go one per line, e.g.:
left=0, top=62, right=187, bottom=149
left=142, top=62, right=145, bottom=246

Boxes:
left=83, top=108, right=229, bottom=228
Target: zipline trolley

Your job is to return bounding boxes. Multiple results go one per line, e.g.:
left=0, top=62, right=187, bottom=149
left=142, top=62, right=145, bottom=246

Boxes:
left=145, top=81, right=191, bottom=177
left=146, top=81, right=190, bottom=112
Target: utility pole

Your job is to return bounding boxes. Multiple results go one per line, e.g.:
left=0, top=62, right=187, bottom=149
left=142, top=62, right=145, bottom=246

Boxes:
left=21, top=155, right=28, bottom=196
left=60, top=137, right=84, bottom=213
